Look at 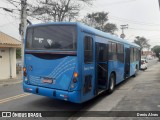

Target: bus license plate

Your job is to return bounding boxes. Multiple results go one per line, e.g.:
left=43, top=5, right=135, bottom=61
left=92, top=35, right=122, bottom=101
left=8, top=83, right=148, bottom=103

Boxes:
left=42, top=78, right=53, bottom=84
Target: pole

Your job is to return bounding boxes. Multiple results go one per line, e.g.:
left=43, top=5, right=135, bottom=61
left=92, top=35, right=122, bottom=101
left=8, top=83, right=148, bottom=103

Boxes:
left=9, top=48, right=12, bottom=78
left=159, top=0, right=160, bottom=10
left=120, top=24, right=128, bottom=39
left=20, top=0, right=27, bottom=73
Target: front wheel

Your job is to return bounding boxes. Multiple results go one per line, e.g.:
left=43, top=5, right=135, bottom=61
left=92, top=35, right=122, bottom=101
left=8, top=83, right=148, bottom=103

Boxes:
left=107, top=73, right=116, bottom=94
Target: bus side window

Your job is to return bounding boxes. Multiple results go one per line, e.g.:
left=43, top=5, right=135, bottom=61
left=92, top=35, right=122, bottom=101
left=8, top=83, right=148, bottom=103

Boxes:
left=108, top=42, right=112, bottom=60
left=117, top=43, right=124, bottom=63
left=136, top=49, right=140, bottom=61
left=84, top=36, right=93, bottom=63
left=130, top=48, right=134, bottom=63
left=112, top=42, right=117, bottom=60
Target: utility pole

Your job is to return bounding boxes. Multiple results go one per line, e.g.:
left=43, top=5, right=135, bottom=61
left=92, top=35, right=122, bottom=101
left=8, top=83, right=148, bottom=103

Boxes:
left=20, top=0, right=27, bottom=66
left=120, top=24, right=128, bottom=39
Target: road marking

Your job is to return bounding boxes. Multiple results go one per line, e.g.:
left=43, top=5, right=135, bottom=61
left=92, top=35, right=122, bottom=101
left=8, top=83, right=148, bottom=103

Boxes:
left=0, top=93, right=31, bottom=104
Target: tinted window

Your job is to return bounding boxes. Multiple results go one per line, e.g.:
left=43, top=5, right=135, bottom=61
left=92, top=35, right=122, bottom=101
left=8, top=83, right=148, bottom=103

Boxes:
left=109, top=41, right=117, bottom=60
left=26, top=25, right=77, bottom=50
left=135, top=48, right=140, bottom=61
left=98, top=43, right=108, bottom=62
left=117, top=43, right=124, bottom=62
left=84, top=36, right=93, bottom=63
left=130, top=48, right=134, bottom=62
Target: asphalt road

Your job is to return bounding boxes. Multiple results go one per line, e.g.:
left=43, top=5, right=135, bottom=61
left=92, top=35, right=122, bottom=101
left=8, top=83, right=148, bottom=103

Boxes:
left=0, top=59, right=159, bottom=120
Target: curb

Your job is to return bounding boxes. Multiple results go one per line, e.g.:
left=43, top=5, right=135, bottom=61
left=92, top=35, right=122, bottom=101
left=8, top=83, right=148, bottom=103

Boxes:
left=0, top=81, right=22, bottom=87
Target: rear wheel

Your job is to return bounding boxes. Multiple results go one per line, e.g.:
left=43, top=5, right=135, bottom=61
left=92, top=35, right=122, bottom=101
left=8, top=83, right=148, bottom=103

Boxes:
left=108, top=73, right=115, bottom=94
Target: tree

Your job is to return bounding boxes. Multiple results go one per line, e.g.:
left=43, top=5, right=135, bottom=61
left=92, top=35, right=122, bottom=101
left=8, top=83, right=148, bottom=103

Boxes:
left=16, top=48, right=21, bottom=59
left=134, top=36, right=150, bottom=50
left=151, top=45, right=160, bottom=57
left=28, top=0, right=93, bottom=22
left=82, top=11, right=118, bottom=34
left=103, top=23, right=118, bottom=34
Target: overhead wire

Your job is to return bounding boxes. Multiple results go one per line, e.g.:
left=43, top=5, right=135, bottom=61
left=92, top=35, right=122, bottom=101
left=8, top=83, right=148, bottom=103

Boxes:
left=128, top=27, right=160, bottom=32
left=6, top=0, right=20, bottom=10
left=109, top=15, right=160, bottom=26
left=99, top=0, right=137, bottom=6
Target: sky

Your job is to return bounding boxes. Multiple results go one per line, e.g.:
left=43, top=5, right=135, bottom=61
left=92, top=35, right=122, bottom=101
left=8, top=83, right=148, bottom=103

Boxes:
left=0, top=0, right=160, bottom=48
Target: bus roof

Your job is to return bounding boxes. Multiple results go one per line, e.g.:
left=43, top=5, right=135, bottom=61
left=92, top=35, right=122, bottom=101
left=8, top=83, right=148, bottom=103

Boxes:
left=27, top=22, right=140, bottom=48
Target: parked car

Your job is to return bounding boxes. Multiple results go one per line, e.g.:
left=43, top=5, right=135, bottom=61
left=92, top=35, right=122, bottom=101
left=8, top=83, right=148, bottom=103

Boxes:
left=140, top=59, right=148, bottom=70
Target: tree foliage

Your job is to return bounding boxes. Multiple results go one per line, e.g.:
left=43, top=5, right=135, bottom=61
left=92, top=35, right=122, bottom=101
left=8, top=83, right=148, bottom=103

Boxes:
left=28, top=0, right=93, bottom=22
left=134, top=36, right=150, bottom=50
left=103, top=23, right=118, bottom=34
left=151, top=45, right=160, bottom=57
left=16, top=48, right=21, bottom=59
left=82, top=11, right=118, bottom=34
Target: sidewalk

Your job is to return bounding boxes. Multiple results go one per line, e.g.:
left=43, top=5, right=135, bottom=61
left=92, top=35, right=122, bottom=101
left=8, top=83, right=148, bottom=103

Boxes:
left=0, top=73, right=22, bottom=87
left=70, top=62, right=160, bottom=119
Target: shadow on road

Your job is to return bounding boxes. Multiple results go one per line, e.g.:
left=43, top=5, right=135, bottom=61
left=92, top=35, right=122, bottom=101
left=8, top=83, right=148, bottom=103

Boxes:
left=25, top=75, right=136, bottom=113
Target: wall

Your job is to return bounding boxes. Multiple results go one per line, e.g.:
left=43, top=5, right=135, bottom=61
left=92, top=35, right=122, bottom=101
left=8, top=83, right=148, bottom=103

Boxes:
left=0, top=48, right=16, bottom=79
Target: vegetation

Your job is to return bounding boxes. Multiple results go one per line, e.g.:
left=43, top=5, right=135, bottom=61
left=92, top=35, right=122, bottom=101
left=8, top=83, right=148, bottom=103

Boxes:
left=134, top=36, right=150, bottom=50
left=82, top=11, right=118, bottom=34
left=16, top=48, right=21, bottom=58
left=28, top=0, right=94, bottom=22
left=151, top=45, right=160, bottom=57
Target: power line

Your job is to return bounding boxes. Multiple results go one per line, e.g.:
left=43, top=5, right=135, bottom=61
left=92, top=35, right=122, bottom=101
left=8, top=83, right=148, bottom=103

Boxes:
left=101, top=0, right=137, bottom=6
left=6, top=0, right=20, bottom=10
left=84, top=2, right=160, bottom=27
left=129, top=27, right=160, bottom=31
left=109, top=15, right=160, bottom=26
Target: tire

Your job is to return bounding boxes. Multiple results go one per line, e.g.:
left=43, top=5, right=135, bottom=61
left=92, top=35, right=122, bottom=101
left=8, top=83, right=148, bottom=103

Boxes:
left=107, top=73, right=116, bottom=94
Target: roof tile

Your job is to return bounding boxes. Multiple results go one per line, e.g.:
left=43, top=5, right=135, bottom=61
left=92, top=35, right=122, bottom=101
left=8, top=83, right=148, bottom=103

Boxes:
left=0, top=32, right=21, bottom=46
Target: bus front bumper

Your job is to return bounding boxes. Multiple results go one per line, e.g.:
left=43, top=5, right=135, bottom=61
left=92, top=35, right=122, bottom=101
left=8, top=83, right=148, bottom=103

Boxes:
left=23, top=83, right=81, bottom=103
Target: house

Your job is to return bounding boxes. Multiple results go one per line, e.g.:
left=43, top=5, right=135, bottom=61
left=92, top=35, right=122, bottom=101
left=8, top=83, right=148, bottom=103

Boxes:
left=0, top=32, right=21, bottom=79
left=142, top=51, right=156, bottom=59
left=142, top=51, right=153, bottom=56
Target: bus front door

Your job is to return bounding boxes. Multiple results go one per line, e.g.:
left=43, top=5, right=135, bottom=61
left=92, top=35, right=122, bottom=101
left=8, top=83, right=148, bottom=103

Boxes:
left=95, top=42, right=108, bottom=95
left=124, top=48, right=130, bottom=78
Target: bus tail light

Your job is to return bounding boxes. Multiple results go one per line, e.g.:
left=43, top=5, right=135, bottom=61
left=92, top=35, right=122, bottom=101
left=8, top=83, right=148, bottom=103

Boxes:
left=73, top=72, right=78, bottom=78
left=23, top=67, right=27, bottom=76
left=73, top=78, right=77, bottom=83
left=71, top=72, right=78, bottom=89
left=73, top=72, right=78, bottom=83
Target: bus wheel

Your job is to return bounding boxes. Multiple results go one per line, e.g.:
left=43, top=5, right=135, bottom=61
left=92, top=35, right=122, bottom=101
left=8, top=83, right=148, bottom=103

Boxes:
left=108, top=73, right=115, bottom=94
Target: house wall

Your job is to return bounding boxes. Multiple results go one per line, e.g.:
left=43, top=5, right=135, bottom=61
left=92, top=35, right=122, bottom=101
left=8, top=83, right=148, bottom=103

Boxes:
left=0, top=48, right=16, bottom=79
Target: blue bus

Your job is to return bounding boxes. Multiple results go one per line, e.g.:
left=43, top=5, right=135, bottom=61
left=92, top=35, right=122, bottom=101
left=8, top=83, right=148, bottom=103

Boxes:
left=23, top=22, right=140, bottom=103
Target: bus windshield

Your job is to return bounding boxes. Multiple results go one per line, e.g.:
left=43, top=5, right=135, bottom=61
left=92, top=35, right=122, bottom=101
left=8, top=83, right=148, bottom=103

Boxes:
left=26, top=25, right=77, bottom=51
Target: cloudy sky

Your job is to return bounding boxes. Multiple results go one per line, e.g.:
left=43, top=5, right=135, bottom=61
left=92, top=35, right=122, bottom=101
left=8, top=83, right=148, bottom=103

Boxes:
left=0, top=0, right=160, bottom=48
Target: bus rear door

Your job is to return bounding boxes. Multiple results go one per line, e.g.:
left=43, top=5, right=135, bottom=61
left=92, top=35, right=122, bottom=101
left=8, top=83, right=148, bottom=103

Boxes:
left=82, top=35, right=95, bottom=101
left=95, top=42, right=108, bottom=95
left=124, top=47, right=130, bottom=78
